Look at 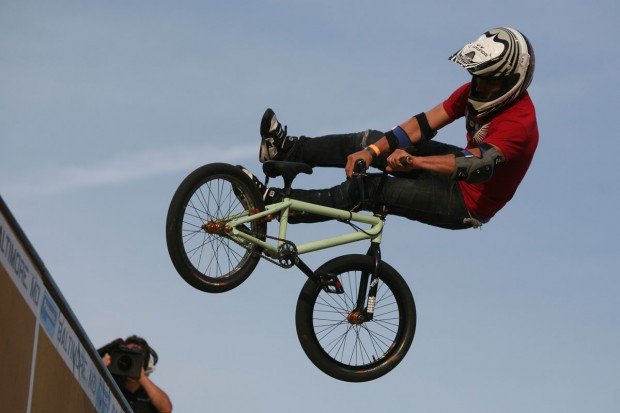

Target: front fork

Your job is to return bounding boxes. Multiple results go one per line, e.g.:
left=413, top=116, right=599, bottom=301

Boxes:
left=354, top=242, right=381, bottom=321
left=299, top=239, right=382, bottom=324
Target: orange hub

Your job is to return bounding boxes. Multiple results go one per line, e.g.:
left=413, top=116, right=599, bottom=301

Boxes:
left=347, top=310, right=364, bottom=325
left=203, top=221, right=229, bottom=235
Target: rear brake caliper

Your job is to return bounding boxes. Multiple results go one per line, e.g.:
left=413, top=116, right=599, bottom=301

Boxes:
left=317, top=273, right=344, bottom=294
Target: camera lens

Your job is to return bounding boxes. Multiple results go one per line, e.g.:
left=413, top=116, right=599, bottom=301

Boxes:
left=117, top=355, right=133, bottom=372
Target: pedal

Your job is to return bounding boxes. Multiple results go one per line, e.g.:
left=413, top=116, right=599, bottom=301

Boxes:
left=317, top=273, right=344, bottom=294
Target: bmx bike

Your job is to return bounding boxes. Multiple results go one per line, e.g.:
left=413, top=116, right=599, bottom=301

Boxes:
left=165, top=160, right=416, bottom=382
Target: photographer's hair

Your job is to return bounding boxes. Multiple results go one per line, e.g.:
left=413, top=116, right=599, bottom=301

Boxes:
left=125, top=335, right=149, bottom=350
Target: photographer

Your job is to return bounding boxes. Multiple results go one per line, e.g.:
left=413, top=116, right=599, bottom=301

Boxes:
left=99, top=335, right=173, bottom=413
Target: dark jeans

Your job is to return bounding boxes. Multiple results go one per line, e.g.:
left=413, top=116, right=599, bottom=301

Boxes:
left=279, top=130, right=474, bottom=230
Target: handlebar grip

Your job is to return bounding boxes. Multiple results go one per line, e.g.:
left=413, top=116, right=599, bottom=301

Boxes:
left=354, top=159, right=368, bottom=174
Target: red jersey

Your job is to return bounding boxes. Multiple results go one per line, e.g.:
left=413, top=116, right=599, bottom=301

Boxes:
left=442, top=83, right=538, bottom=220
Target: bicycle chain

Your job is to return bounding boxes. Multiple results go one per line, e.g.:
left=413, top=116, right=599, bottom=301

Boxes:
left=227, top=224, right=299, bottom=269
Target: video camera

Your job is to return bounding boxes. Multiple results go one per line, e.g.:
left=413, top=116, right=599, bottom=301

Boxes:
left=98, top=336, right=159, bottom=380
left=108, top=346, right=147, bottom=379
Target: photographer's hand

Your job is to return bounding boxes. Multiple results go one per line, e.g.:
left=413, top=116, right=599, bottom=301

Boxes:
left=138, top=368, right=173, bottom=413
left=102, top=354, right=111, bottom=367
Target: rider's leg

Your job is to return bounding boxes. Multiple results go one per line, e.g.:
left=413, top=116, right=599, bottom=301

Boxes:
left=278, top=172, right=472, bottom=229
left=284, top=131, right=464, bottom=170
left=260, top=108, right=463, bottom=168
left=260, top=108, right=385, bottom=166
left=283, top=130, right=384, bottom=168
left=277, top=179, right=362, bottom=223
left=364, top=172, right=472, bottom=229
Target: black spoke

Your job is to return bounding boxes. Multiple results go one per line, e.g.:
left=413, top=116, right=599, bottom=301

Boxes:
left=196, top=231, right=208, bottom=270
left=361, top=324, right=383, bottom=357
left=175, top=175, right=260, bottom=280
left=317, top=321, right=350, bottom=343
left=362, top=324, right=397, bottom=343
left=168, top=166, right=268, bottom=295
left=312, top=268, right=402, bottom=368
left=361, top=324, right=390, bottom=354
left=323, top=324, right=354, bottom=355
left=316, top=295, right=348, bottom=315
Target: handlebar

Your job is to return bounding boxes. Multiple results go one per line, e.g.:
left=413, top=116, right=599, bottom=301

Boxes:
left=348, top=154, right=411, bottom=216
left=399, top=156, right=411, bottom=167
left=353, top=159, right=368, bottom=176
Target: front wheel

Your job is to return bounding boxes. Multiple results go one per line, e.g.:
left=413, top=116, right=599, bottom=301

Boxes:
left=295, top=254, right=416, bottom=382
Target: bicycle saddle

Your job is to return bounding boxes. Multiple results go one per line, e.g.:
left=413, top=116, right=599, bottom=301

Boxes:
left=262, top=161, right=313, bottom=183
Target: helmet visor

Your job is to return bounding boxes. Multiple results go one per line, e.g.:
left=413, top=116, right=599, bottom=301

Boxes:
left=450, top=32, right=508, bottom=75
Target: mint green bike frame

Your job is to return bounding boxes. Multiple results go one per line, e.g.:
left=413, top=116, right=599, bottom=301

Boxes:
left=225, top=197, right=384, bottom=257
left=222, top=169, right=387, bottom=316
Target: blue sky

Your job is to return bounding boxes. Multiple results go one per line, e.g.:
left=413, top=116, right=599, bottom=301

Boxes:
left=2, top=1, right=619, bottom=412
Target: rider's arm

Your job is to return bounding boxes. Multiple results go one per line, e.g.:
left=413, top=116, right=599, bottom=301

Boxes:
left=399, top=103, right=455, bottom=145
left=387, top=145, right=505, bottom=182
left=369, top=104, right=454, bottom=153
left=389, top=150, right=457, bottom=175
left=345, top=104, right=454, bottom=178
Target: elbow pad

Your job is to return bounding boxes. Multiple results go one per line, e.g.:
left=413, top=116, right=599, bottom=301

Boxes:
left=452, top=144, right=504, bottom=183
left=414, top=112, right=437, bottom=143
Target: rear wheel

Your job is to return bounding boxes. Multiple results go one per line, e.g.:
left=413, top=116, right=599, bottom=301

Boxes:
left=295, top=254, right=416, bottom=382
left=166, top=163, right=266, bottom=293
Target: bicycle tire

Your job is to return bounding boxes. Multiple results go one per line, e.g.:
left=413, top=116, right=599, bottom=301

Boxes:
left=295, top=254, right=416, bottom=382
left=166, top=163, right=267, bottom=293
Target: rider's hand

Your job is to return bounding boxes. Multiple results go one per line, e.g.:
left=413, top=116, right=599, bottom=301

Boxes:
left=386, top=149, right=417, bottom=173
left=345, top=149, right=374, bottom=179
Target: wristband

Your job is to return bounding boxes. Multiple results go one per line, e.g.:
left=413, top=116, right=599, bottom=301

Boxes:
left=367, top=144, right=381, bottom=157
left=364, top=145, right=379, bottom=158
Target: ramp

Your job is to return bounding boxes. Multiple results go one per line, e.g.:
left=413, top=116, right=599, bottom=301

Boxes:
left=0, top=196, right=132, bottom=413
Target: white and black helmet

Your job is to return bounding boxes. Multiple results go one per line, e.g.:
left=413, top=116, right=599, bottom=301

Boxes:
left=450, top=27, right=535, bottom=119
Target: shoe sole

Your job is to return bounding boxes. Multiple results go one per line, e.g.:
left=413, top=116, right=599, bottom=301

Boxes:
left=259, top=108, right=276, bottom=162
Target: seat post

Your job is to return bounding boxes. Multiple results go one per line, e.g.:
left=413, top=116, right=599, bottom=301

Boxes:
left=283, top=178, right=293, bottom=197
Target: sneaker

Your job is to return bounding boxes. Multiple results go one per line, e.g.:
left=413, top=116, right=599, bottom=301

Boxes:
left=259, top=108, right=296, bottom=162
left=236, top=165, right=282, bottom=204
left=236, top=165, right=267, bottom=198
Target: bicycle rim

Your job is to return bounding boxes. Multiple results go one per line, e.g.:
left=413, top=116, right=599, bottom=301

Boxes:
left=180, top=174, right=259, bottom=279
left=296, top=255, right=415, bottom=381
left=312, top=270, right=402, bottom=368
